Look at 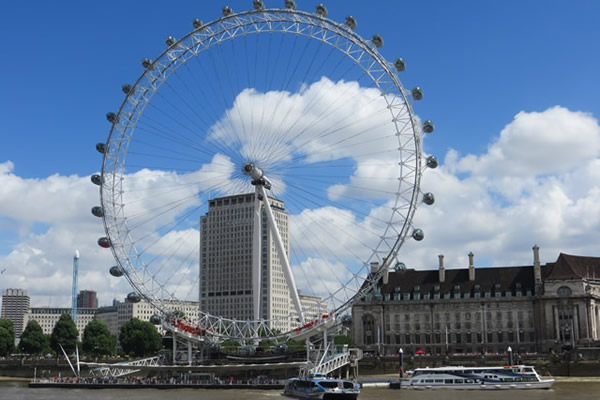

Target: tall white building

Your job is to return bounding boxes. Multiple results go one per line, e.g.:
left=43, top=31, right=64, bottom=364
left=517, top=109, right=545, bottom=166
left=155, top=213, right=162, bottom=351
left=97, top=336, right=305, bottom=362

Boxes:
left=200, top=193, right=292, bottom=331
left=1, top=289, right=30, bottom=338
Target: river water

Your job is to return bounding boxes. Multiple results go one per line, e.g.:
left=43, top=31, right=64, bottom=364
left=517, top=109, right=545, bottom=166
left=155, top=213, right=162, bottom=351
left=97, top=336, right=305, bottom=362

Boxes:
left=2, top=381, right=600, bottom=400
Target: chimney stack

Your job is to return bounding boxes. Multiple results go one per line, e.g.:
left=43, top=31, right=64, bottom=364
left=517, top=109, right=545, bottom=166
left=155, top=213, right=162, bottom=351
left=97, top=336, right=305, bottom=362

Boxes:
left=370, top=261, right=379, bottom=274
left=468, top=252, right=475, bottom=281
left=438, top=254, right=445, bottom=283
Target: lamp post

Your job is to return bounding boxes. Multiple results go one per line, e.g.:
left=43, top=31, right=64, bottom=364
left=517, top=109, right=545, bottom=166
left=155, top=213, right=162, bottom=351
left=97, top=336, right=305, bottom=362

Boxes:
left=398, top=348, right=404, bottom=378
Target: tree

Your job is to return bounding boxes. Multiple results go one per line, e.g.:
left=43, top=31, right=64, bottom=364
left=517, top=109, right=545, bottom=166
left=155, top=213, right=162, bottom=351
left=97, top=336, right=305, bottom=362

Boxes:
left=334, top=335, right=352, bottom=346
left=50, top=314, right=78, bottom=354
left=82, top=319, right=116, bottom=356
left=19, top=320, right=48, bottom=355
left=0, top=319, right=15, bottom=356
left=119, top=318, right=162, bottom=357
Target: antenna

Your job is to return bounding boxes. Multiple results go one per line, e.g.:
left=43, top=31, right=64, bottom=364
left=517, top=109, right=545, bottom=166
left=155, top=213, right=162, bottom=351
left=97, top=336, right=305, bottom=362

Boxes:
left=72, top=250, right=79, bottom=324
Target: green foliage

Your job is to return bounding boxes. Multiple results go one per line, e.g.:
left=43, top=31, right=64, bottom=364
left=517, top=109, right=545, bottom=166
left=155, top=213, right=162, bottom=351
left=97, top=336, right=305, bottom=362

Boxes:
left=333, top=335, right=352, bottom=345
left=0, top=319, right=15, bottom=356
left=50, top=314, right=79, bottom=354
left=119, top=318, right=162, bottom=357
left=19, top=320, right=48, bottom=355
left=82, top=320, right=116, bottom=356
left=220, top=339, right=241, bottom=351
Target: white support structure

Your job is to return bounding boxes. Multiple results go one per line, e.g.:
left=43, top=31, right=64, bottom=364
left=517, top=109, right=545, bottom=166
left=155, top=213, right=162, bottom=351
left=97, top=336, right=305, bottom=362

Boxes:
left=259, top=184, right=305, bottom=324
left=252, top=186, right=262, bottom=322
left=84, top=356, right=163, bottom=378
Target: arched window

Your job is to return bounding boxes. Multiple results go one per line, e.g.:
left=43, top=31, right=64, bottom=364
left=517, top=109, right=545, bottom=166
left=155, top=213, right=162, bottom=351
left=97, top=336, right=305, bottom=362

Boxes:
left=557, top=286, right=572, bottom=297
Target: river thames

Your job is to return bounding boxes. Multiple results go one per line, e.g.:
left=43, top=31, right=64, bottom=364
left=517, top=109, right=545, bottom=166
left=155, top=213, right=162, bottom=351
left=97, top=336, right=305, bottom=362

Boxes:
left=2, top=381, right=600, bottom=400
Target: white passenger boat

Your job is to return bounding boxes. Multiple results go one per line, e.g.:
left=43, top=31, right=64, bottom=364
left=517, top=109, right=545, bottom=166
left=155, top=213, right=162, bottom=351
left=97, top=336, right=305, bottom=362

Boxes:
left=400, top=365, right=554, bottom=389
left=282, top=373, right=360, bottom=399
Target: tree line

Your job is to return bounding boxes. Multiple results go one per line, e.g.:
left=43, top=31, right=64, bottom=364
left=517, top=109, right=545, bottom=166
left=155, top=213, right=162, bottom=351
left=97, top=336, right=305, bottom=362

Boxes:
left=0, top=315, right=162, bottom=358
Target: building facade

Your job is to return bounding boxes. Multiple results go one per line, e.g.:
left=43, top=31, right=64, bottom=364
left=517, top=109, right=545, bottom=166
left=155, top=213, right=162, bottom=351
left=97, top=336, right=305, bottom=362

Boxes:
left=352, top=247, right=600, bottom=355
left=199, top=193, right=292, bottom=331
left=96, top=298, right=201, bottom=338
left=1, top=288, right=30, bottom=338
left=77, top=290, right=98, bottom=309
left=25, top=307, right=96, bottom=341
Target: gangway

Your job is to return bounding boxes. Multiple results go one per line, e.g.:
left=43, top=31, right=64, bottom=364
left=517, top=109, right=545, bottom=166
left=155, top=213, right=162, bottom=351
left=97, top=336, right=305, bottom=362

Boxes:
left=83, top=355, right=164, bottom=378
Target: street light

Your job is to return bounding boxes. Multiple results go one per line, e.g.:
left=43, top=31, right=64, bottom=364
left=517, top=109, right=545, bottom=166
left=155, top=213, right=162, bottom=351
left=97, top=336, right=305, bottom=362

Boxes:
left=398, top=348, right=404, bottom=378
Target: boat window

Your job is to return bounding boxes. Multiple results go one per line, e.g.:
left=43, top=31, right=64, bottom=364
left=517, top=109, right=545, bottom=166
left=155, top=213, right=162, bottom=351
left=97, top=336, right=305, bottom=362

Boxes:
left=319, top=381, right=339, bottom=389
left=455, top=379, right=464, bottom=384
left=434, top=379, right=443, bottom=383
left=444, top=379, right=453, bottom=384
left=425, top=379, right=434, bottom=383
left=343, top=382, right=354, bottom=389
left=295, top=380, right=313, bottom=388
left=465, top=379, right=474, bottom=383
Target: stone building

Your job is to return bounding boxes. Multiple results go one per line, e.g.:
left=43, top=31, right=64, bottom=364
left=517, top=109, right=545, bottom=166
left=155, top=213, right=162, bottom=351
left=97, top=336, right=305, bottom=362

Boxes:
left=352, top=246, right=600, bottom=355
left=24, top=307, right=96, bottom=341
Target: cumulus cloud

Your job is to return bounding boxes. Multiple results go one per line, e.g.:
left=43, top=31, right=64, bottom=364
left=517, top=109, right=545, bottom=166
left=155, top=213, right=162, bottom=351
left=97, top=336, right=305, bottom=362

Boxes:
left=2, top=99, right=599, bottom=316
left=405, top=106, right=600, bottom=270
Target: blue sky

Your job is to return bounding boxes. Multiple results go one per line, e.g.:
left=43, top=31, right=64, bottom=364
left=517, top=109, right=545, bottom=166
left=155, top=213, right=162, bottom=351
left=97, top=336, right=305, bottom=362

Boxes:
left=1, top=0, right=599, bottom=308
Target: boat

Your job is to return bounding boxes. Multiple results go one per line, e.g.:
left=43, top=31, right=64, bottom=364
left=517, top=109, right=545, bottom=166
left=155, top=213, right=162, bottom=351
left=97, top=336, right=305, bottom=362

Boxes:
left=399, top=365, right=554, bottom=390
left=282, top=373, right=360, bottom=399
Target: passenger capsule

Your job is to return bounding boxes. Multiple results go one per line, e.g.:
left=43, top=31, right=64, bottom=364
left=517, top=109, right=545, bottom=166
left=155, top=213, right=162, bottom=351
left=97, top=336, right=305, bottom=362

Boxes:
left=106, top=112, right=118, bottom=124
left=95, top=143, right=106, bottom=154
left=91, top=174, right=103, bottom=186
left=127, top=292, right=141, bottom=303
left=141, top=58, right=152, bottom=69
left=150, top=314, right=162, bottom=325
left=426, top=155, right=438, bottom=169
left=341, top=314, right=352, bottom=327
left=315, top=4, right=327, bottom=17
left=412, top=229, right=425, bottom=241
left=345, top=16, right=357, bottom=30
left=285, top=0, right=296, bottom=10
left=253, top=0, right=265, bottom=10
left=165, top=36, right=176, bottom=47
left=422, top=120, right=435, bottom=134
left=97, top=237, right=111, bottom=248
left=122, top=84, right=132, bottom=94
left=109, top=265, right=124, bottom=277
left=275, top=343, right=288, bottom=354
left=411, top=87, right=423, bottom=101
left=394, top=58, right=406, bottom=72
left=222, top=6, right=233, bottom=16
left=372, top=34, right=384, bottom=48
left=240, top=345, right=256, bottom=356
left=192, top=18, right=204, bottom=29
left=423, top=192, right=435, bottom=205
left=91, top=206, right=104, bottom=217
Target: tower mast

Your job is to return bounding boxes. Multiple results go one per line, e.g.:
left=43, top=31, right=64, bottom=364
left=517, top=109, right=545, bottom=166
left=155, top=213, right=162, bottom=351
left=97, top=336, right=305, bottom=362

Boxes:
left=72, top=250, right=79, bottom=323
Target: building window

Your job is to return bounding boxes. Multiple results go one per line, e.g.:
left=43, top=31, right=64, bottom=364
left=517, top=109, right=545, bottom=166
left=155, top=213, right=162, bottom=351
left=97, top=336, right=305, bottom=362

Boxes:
left=557, top=286, right=572, bottom=297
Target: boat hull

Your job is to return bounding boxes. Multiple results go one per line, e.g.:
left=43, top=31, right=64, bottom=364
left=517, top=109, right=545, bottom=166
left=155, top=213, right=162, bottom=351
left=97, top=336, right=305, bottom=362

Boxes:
left=400, top=379, right=555, bottom=390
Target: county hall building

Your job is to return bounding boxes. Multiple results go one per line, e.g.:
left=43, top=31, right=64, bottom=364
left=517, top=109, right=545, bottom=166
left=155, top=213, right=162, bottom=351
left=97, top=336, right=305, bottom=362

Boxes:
left=352, top=246, right=600, bottom=355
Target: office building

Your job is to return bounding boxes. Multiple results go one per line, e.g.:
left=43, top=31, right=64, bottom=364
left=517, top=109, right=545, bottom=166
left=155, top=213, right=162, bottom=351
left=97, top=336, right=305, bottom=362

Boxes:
left=77, top=290, right=98, bottom=309
left=199, top=193, right=292, bottom=331
left=1, top=288, right=30, bottom=338
left=24, top=307, right=96, bottom=341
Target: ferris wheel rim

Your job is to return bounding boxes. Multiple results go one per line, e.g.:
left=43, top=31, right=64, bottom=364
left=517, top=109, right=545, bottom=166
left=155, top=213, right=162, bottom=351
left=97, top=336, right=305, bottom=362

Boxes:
left=99, top=6, right=425, bottom=341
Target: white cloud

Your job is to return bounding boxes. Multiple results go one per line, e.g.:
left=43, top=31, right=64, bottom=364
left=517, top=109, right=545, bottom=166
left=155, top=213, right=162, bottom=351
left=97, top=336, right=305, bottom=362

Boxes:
left=405, top=106, right=600, bottom=270
left=3, top=100, right=599, bottom=319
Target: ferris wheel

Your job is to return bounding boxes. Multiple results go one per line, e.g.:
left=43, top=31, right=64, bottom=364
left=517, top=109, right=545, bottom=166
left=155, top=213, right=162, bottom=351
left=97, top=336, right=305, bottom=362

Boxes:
left=92, top=0, right=437, bottom=342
